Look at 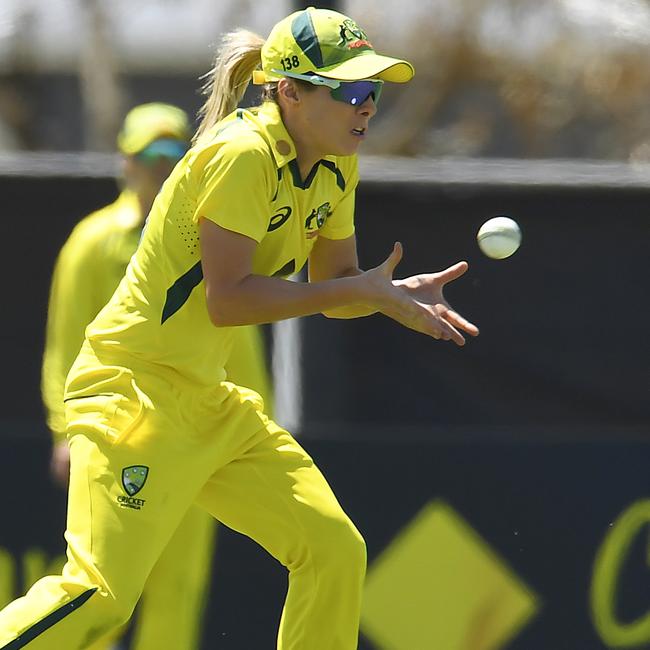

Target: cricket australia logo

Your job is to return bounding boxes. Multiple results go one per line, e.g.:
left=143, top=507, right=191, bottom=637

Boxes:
left=117, top=465, right=149, bottom=510
left=122, top=466, right=148, bottom=495
left=338, top=19, right=372, bottom=49
left=305, top=202, right=331, bottom=238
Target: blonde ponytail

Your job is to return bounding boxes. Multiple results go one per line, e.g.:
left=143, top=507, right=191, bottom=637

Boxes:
left=194, top=29, right=265, bottom=144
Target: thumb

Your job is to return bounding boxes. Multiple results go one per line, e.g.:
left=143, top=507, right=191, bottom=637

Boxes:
left=381, top=241, right=403, bottom=275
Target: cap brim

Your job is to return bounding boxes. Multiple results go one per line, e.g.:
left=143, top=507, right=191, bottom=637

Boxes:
left=253, top=54, right=415, bottom=85
left=317, top=54, right=414, bottom=83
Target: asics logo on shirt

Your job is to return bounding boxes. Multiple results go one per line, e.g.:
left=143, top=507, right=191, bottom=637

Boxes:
left=268, top=206, right=292, bottom=232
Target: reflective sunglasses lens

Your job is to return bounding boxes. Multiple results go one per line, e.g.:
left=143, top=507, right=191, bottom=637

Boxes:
left=136, top=139, right=189, bottom=165
left=331, top=80, right=383, bottom=107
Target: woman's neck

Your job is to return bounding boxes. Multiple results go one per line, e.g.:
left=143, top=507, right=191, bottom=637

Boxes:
left=281, top=108, right=321, bottom=182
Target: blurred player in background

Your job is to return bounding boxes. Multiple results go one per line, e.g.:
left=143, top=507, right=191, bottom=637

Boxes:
left=0, top=8, right=476, bottom=649
left=40, top=102, right=273, bottom=650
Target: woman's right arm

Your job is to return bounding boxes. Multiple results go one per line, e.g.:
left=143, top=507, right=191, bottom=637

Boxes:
left=200, top=218, right=368, bottom=325
left=199, top=219, right=470, bottom=344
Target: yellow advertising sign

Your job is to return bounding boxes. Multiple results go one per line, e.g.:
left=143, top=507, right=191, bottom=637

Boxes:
left=362, top=500, right=538, bottom=650
left=590, top=499, right=650, bottom=648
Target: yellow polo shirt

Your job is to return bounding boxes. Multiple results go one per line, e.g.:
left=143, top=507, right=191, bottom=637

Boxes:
left=80, top=102, right=358, bottom=388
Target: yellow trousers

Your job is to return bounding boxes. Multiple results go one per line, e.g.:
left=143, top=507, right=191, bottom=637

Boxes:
left=86, top=505, right=216, bottom=650
left=0, top=356, right=366, bottom=649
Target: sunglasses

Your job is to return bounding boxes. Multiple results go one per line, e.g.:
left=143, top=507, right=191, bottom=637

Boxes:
left=272, top=70, right=383, bottom=107
left=135, top=138, right=189, bottom=165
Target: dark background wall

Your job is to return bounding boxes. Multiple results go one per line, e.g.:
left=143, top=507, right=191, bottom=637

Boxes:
left=0, top=169, right=648, bottom=649
left=2, top=172, right=647, bottom=441
left=303, top=181, right=649, bottom=437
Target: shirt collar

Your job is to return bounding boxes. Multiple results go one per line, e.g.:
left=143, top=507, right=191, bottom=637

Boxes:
left=256, top=101, right=297, bottom=169
left=254, top=102, right=339, bottom=171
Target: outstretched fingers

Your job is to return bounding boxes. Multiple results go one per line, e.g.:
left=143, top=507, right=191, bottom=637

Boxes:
left=444, top=308, right=480, bottom=337
left=437, top=260, right=469, bottom=285
left=419, top=304, right=466, bottom=345
left=438, top=319, right=466, bottom=346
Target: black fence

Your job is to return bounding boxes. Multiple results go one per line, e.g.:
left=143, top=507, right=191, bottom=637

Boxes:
left=0, top=158, right=648, bottom=649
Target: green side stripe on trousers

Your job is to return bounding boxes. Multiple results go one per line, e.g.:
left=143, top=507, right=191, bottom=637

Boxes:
left=2, top=588, right=97, bottom=649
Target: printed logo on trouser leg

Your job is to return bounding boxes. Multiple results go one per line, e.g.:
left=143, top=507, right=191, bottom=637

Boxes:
left=117, top=465, right=149, bottom=510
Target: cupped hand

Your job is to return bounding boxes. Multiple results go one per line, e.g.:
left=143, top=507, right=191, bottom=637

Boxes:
left=394, top=260, right=479, bottom=343
left=361, top=243, right=477, bottom=344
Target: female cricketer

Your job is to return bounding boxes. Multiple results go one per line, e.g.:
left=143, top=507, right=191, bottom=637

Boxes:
left=41, top=102, right=273, bottom=650
left=0, top=7, right=478, bottom=649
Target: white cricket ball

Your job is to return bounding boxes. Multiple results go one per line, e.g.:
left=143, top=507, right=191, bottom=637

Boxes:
left=477, top=216, right=522, bottom=259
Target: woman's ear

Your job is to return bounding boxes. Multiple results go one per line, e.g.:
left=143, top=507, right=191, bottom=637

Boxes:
left=278, top=78, right=300, bottom=105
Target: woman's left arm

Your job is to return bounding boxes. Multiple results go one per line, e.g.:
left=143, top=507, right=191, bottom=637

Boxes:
left=310, top=234, right=479, bottom=338
left=308, top=234, right=376, bottom=318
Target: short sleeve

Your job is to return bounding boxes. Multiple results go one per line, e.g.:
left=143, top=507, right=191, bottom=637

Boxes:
left=194, top=139, right=275, bottom=243
left=319, top=156, right=359, bottom=240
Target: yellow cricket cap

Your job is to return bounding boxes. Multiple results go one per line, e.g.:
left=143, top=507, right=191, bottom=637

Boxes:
left=117, top=103, right=191, bottom=155
left=252, top=7, right=414, bottom=85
